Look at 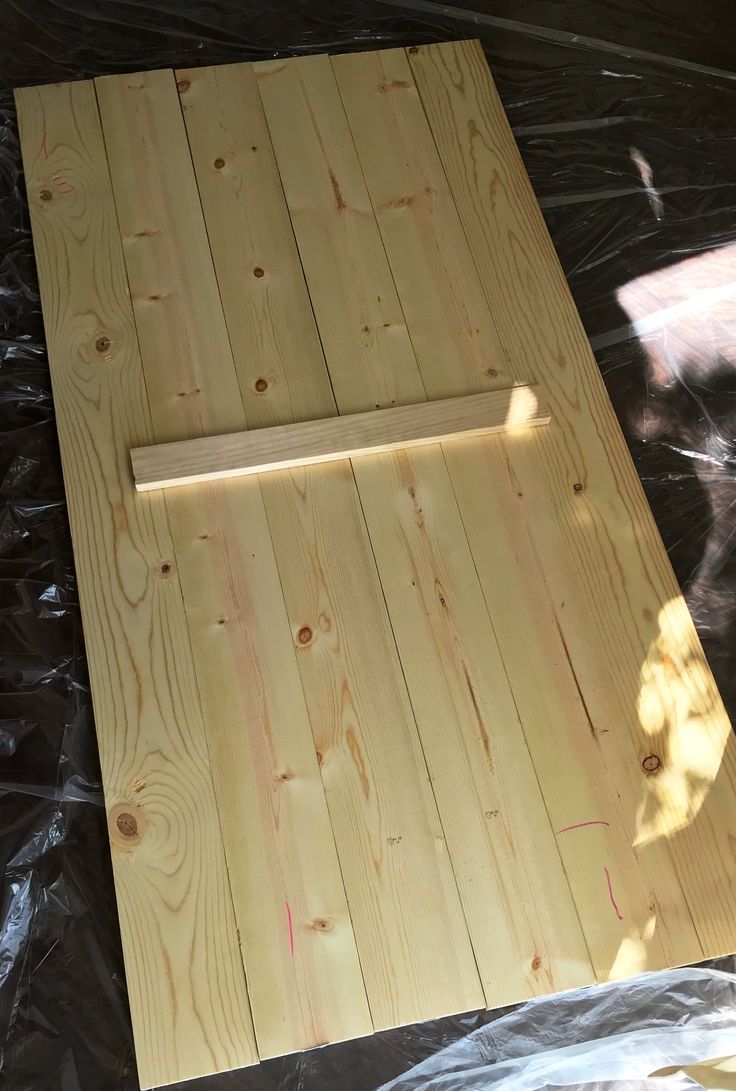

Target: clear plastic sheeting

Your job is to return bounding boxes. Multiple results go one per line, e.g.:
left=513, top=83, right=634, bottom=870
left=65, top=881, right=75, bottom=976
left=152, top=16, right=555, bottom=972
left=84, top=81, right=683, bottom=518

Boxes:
left=379, top=965, right=736, bottom=1091
left=3, top=1, right=736, bottom=1088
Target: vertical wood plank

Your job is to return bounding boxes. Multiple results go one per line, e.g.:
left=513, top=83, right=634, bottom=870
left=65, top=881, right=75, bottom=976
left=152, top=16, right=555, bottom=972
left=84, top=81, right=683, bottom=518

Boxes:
left=410, top=39, right=736, bottom=968
left=102, top=61, right=481, bottom=1032
left=331, top=47, right=511, bottom=400
left=253, top=53, right=593, bottom=1000
left=332, top=44, right=695, bottom=978
left=24, top=42, right=736, bottom=1079
left=93, top=68, right=372, bottom=1057
left=14, top=80, right=257, bottom=1088
left=177, top=60, right=483, bottom=1029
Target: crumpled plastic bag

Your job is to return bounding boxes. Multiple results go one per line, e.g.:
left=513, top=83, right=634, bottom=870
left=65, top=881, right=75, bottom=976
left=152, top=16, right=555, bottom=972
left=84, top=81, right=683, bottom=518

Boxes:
left=379, top=967, right=736, bottom=1091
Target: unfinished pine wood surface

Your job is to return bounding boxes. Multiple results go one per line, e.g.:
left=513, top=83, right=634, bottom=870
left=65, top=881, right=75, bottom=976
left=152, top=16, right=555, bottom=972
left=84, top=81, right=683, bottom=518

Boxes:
left=18, top=37, right=736, bottom=1090
left=409, top=39, right=736, bottom=967
left=255, top=51, right=594, bottom=1002
left=131, top=387, right=550, bottom=490
left=332, top=45, right=699, bottom=978
left=14, top=80, right=257, bottom=1089
left=172, top=58, right=486, bottom=1030
left=92, top=68, right=373, bottom=1060
left=342, top=42, right=702, bottom=972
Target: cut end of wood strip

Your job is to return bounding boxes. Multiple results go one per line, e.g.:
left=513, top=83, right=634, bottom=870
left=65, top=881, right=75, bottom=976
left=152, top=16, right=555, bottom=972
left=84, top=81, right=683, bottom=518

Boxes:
left=131, top=385, right=551, bottom=491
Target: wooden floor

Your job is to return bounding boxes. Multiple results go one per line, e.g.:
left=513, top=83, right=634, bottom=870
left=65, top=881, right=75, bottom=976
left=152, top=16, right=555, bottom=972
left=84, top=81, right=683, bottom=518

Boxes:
left=15, top=39, right=736, bottom=1090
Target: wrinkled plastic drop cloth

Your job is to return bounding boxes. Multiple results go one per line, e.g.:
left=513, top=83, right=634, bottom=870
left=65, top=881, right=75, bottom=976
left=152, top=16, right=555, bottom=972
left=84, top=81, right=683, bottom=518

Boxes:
left=379, top=966, right=736, bottom=1091
left=4, top=2, right=736, bottom=1088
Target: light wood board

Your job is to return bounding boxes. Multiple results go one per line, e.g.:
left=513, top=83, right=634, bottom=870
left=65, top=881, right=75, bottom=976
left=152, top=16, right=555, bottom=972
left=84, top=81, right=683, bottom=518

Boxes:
left=254, top=50, right=592, bottom=1004
left=93, top=65, right=372, bottom=1069
left=14, top=79, right=258, bottom=1088
left=16, top=38, right=736, bottom=1090
left=131, top=387, right=550, bottom=490
left=176, top=57, right=484, bottom=1031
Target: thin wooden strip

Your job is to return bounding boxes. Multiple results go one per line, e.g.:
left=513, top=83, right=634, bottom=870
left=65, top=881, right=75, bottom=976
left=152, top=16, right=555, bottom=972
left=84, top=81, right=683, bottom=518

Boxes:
left=131, top=386, right=549, bottom=490
left=177, top=59, right=484, bottom=1027
left=14, top=80, right=257, bottom=1089
left=410, top=39, right=736, bottom=966
left=255, top=51, right=594, bottom=1002
left=332, top=44, right=695, bottom=981
left=93, top=68, right=372, bottom=1059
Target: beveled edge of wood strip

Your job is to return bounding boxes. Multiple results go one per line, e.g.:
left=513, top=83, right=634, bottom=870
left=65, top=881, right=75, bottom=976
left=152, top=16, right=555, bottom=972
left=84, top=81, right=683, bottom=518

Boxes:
left=131, top=385, right=550, bottom=490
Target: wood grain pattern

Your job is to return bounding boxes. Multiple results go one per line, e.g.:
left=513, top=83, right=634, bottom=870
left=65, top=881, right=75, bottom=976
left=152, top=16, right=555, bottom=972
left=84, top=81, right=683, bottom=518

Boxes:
left=332, top=44, right=684, bottom=979
left=174, top=57, right=484, bottom=1029
left=14, top=80, right=257, bottom=1089
left=93, top=68, right=372, bottom=1059
left=332, top=47, right=512, bottom=400
left=256, top=51, right=594, bottom=1002
left=20, top=39, right=736, bottom=1084
left=176, top=58, right=484, bottom=1029
left=131, top=387, right=550, bottom=490
left=410, top=39, right=736, bottom=971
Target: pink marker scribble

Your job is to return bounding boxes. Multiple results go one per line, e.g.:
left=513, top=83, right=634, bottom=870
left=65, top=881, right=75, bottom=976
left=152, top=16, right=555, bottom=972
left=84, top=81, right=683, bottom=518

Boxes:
left=556, top=820, right=610, bottom=834
left=604, top=866, right=624, bottom=921
left=54, top=181, right=75, bottom=195
left=41, top=132, right=48, bottom=158
left=285, top=899, right=295, bottom=957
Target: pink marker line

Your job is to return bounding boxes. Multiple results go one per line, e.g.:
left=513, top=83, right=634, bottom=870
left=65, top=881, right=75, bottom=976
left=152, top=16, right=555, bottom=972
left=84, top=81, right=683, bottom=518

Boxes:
left=54, top=181, right=75, bottom=195
left=556, top=820, right=610, bottom=834
left=285, top=899, right=295, bottom=957
left=604, top=866, right=624, bottom=921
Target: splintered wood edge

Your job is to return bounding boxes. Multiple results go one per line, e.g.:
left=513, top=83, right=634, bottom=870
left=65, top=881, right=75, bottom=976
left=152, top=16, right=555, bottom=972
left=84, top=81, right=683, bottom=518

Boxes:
left=131, top=386, right=550, bottom=490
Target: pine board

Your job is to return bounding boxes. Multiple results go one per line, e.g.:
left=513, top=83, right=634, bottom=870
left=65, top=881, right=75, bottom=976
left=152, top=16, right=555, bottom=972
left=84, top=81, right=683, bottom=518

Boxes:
left=254, top=50, right=592, bottom=1003
left=93, top=66, right=372, bottom=1065
left=408, top=39, right=736, bottom=967
left=335, top=44, right=701, bottom=976
left=176, top=57, right=484, bottom=1030
left=131, top=387, right=550, bottom=490
left=16, top=39, right=736, bottom=1090
left=13, top=79, right=257, bottom=1089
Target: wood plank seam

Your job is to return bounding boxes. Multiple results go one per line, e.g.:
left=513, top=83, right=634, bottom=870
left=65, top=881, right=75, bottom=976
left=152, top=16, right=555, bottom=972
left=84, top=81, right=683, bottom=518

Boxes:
left=407, top=39, right=736, bottom=972
left=342, top=44, right=693, bottom=981
left=85, top=99, right=262, bottom=1018
left=109, top=59, right=485, bottom=1039
left=255, top=50, right=594, bottom=1003
left=328, top=42, right=707, bottom=986
left=90, top=77, right=275, bottom=1071
left=15, top=78, right=258, bottom=1088
left=178, top=56, right=486, bottom=1027
left=20, top=41, right=736, bottom=1089
left=93, top=66, right=374, bottom=1060
left=326, top=50, right=598, bottom=994
left=131, top=386, right=550, bottom=490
